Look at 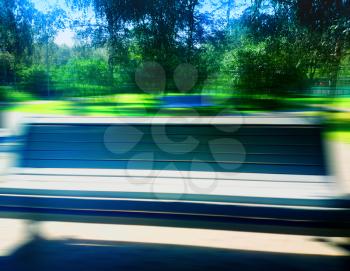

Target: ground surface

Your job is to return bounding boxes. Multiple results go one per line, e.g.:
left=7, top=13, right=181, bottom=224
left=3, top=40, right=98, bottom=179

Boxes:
left=0, top=220, right=349, bottom=271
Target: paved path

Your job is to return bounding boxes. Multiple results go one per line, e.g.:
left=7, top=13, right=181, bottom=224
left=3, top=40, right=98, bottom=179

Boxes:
left=0, top=219, right=349, bottom=271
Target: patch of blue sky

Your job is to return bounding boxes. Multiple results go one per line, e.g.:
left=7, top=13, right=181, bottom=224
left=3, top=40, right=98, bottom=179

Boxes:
left=31, top=0, right=251, bottom=47
left=32, top=0, right=95, bottom=47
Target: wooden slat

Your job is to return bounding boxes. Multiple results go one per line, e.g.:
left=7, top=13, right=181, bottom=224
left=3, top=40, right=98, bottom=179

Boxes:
left=1, top=174, right=337, bottom=201
left=23, top=150, right=323, bottom=165
left=27, top=133, right=320, bottom=145
left=29, top=124, right=322, bottom=136
left=19, top=123, right=327, bottom=176
left=20, top=159, right=325, bottom=175
left=23, top=142, right=323, bottom=155
left=11, top=168, right=330, bottom=182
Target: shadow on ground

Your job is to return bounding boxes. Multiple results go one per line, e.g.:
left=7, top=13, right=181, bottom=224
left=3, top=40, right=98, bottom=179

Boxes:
left=0, top=237, right=349, bottom=271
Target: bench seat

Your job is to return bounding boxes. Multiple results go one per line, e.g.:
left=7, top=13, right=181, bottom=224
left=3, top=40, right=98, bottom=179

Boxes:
left=2, top=169, right=335, bottom=201
left=0, top=116, right=349, bottom=234
left=0, top=176, right=349, bottom=236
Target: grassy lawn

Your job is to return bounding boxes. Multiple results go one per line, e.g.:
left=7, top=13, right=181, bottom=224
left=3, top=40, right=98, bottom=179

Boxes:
left=325, top=112, right=350, bottom=144
left=9, top=95, right=350, bottom=114
left=327, top=130, right=350, bottom=144
left=6, top=94, right=156, bottom=115
left=8, top=101, right=74, bottom=115
left=288, top=97, right=350, bottom=110
left=6, top=93, right=234, bottom=116
left=285, top=97, right=350, bottom=143
left=5, top=95, right=350, bottom=144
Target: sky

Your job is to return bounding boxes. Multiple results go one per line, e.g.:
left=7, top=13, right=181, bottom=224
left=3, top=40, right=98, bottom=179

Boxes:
left=32, top=0, right=78, bottom=47
left=31, top=0, right=250, bottom=48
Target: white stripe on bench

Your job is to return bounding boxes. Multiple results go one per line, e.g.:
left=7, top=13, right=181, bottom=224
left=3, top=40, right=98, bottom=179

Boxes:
left=10, top=168, right=331, bottom=183
left=3, top=173, right=337, bottom=199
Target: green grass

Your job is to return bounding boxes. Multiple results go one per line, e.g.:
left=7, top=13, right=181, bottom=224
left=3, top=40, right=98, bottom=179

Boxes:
left=9, top=101, right=73, bottom=115
left=325, top=112, right=350, bottom=144
left=86, top=93, right=158, bottom=104
left=0, top=86, right=35, bottom=103
left=332, top=98, right=350, bottom=109
left=288, top=97, right=350, bottom=110
left=5, top=94, right=350, bottom=144
left=327, top=130, right=350, bottom=144
left=287, top=98, right=350, bottom=144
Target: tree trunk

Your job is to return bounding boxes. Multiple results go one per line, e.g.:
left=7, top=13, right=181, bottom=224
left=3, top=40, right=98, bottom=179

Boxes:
left=329, top=40, right=343, bottom=99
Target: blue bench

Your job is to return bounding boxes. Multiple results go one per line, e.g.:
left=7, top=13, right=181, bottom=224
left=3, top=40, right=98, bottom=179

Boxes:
left=161, top=95, right=213, bottom=108
left=0, top=116, right=349, bottom=235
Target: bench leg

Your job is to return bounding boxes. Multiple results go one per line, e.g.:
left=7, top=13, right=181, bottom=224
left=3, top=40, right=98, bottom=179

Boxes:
left=26, top=219, right=43, bottom=240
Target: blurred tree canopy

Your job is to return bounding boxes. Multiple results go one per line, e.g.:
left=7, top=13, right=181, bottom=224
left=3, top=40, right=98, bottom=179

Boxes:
left=69, top=0, right=213, bottom=92
left=1, top=0, right=350, bottom=102
left=0, top=0, right=66, bottom=98
left=0, top=0, right=35, bottom=59
left=294, top=0, right=350, bottom=93
left=0, top=0, right=35, bottom=85
left=232, top=0, right=350, bottom=97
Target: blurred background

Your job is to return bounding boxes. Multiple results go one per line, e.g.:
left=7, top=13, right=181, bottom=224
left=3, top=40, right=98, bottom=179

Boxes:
left=0, top=1, right=348, bottom=165
left=0, top=1, right=349, bottom=125
left=1, top=0, right=350, bottom=270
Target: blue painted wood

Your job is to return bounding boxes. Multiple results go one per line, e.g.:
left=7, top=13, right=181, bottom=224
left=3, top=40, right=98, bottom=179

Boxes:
left=1, top=194, right=349, bottom=222
left=23, top=150, right=323, bottom=164
left=19, top=123, right=327, bottom=175
left=29, top=124, right=322, bottom=135
left=2, top=188, right=346, bottom=207
left=24, top=141, right=322, bottom=155
left=161, top=95, right=214, bottom=108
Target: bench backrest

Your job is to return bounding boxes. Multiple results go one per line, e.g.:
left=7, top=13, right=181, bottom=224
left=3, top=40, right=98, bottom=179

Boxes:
left=17, top=117, right=327, bottom=176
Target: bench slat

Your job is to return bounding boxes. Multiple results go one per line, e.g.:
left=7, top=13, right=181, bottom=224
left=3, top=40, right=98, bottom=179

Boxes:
left=20, top=159, right=325, bottom=175
left=23, top=142, right=323, bottom=155
left=23, top=150, right=323, bottom=165
left=19, top=122, right=327, bottom=176
left=29, top=124, right=323, bottom=136
left=27, top=134, right=321, bottom=146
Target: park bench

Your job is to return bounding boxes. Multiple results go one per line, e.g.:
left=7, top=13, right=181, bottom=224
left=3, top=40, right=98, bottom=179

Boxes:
left=0, top=116, right=349, bottom=235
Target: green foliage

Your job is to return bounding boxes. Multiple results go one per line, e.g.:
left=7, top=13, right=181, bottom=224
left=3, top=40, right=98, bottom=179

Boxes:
left=52, top=58, right=113, bottom=97
left=223, top=39, right=308, bottom=97
left=7, top=90, right=34, bottom=102
left=0, top=85, right=34, bottom=102
left=0, top=52, right=15, bottom=84
left=0, top=0, right=36, bottom=60
left=57, top=58, right=111, bottom=86
left=69, top=0, right=210, bottom=92
left=247, top=0, right=350, bottom=92
left=14, top=56, right=113, bottom=98
left=0, top=86, right=6, bottom=101
left=17, top=65, right=50, bottom=97
left=2, top=0, right=350, bottom=105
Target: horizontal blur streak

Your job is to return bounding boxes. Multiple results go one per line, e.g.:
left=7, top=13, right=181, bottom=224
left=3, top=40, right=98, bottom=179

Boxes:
left=0, top=219, right=348, bottom=257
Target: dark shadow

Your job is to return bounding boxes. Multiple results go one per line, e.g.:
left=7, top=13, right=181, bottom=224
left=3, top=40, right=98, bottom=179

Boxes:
left=0, top=236, right=349, bottom=271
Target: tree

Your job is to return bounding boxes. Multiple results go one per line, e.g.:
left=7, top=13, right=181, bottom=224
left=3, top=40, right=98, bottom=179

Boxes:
left=69, top=0, right=213, bottom=92
left=34, top=7, right=66, bottom=97
left=0, top=0, right=36, bottom=86
left=0, top=51, right=15, bottom=84
left=222, top=36, right=308, bottom=99
left=247, top=0, right=350, bottom=96
left=294, top=0, right=350, bottom=95
left=0, top=0, right=35, bottom=60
